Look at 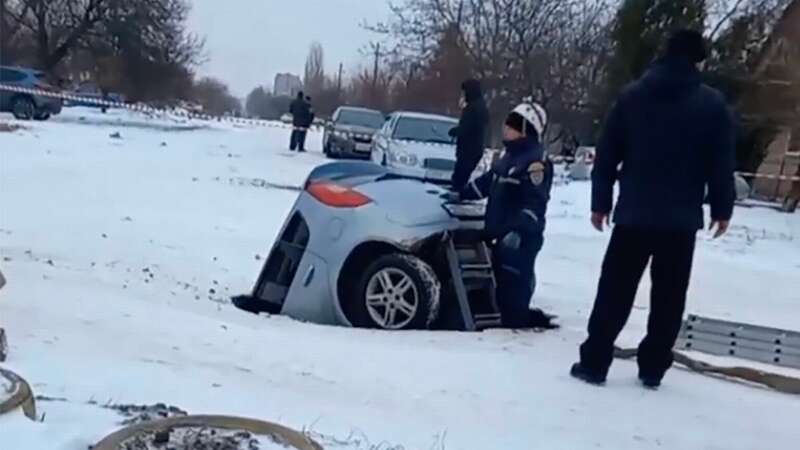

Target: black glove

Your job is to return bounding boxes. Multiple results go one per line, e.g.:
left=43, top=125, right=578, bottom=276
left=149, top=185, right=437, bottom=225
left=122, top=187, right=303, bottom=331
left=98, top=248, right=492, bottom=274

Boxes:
left=499, top=232, right=522, bottom=250
left=448, top=126, right=458, bottom=138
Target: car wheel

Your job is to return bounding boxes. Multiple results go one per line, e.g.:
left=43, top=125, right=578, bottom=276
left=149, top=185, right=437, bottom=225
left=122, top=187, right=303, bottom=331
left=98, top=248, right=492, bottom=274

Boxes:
left=11, top=96, right=36, bottom=120
left=324, top=141, right=337, bottom=159
left=353, top=254, right=440, bottom=330
left=34, top=112, right=51, bottom=121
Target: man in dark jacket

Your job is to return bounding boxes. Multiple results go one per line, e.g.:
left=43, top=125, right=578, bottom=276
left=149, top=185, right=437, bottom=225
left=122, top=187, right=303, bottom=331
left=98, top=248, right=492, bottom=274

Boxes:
left=571, top=30, right=736, bottom=388
left=449, top=100, right=557, bottom=330
left=296, top=96, right=315, bottom=152
left=450, top=79, right=490, bottom=191
left=289, top=91, right=306, bottom=151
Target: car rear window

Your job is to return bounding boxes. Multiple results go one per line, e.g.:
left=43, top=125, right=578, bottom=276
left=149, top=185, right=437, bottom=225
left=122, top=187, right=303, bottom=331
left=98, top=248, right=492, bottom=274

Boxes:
left=337, top=110, right=384, bottom=129
left=394, top=117, right=456, bottom=145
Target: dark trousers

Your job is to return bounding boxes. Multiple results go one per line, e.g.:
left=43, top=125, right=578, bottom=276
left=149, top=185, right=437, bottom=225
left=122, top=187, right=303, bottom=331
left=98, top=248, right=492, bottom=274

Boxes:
left=492, top=234, right=544, bottom=328
left=580, top=226, right=696, bottom=379
left=290, top=128, right=307, bottom=151
left=451, top=152, right=483, bottom=191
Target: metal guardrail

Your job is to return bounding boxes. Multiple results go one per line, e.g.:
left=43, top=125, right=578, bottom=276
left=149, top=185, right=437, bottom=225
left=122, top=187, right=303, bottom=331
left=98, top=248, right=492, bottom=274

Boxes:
left=677, top=315, right=800, bottom=370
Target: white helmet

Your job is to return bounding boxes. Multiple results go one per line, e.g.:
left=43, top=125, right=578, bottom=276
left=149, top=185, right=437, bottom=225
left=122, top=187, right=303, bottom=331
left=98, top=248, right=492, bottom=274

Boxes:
left=509, top=98, right=548, bottom=137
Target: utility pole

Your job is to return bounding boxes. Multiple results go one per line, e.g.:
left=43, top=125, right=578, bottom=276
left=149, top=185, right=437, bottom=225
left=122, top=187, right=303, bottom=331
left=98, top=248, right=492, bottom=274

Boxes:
left=337, top=62, right=343, bottom=96
left=372, top=42, right=381, bottom=91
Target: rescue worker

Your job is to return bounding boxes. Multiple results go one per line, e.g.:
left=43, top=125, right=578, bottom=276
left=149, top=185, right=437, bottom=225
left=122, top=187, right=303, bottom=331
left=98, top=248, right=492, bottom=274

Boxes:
left=449, top=79, right=490, bottom=191
left=289, top=91, right=306, bottom=151
left=447, top=100, right=557, bottom=330
left=571, top=30, right=736, bottom=388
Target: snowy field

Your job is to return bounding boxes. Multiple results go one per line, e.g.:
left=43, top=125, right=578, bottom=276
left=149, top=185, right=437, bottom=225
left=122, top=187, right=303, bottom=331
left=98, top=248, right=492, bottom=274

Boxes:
left=1, top=107, right=799, bottom=449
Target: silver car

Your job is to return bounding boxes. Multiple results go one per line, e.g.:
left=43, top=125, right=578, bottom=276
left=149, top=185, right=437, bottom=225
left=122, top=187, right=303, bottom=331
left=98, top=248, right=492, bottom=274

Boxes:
left=233, top=161, right=491, bottom=331
left=370, top=112, right=459, bottom=185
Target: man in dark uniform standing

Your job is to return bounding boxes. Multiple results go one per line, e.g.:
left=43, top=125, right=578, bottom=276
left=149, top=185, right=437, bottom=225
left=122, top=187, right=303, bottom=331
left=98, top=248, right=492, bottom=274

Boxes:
left=449, top=100, right=557, bottom=330
left=289, top=91, right=306, bottom=151
left=450, top=79, right=490, bottom=191
left=571, top=30, right=736, bottom=388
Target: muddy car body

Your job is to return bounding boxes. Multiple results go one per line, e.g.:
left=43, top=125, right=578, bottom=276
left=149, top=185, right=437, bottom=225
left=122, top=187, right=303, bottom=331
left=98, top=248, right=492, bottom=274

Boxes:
left=234, top=161, right=488, bottom=330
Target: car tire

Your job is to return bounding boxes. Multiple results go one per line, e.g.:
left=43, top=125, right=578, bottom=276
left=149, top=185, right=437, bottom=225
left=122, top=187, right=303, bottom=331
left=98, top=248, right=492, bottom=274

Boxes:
left=324, top=141, right=337, bottom=159
left=11, top=96, right=36, bottom=121
left=33, top=112, right=50, bottom=121
left=352, top=253, right=440, bottom=330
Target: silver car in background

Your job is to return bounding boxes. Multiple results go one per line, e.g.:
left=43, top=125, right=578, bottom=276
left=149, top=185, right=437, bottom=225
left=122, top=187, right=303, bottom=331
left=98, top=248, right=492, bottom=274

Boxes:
left=323, top=106, right=385, bottom=159
left=370, top=112, right=459, bottom=185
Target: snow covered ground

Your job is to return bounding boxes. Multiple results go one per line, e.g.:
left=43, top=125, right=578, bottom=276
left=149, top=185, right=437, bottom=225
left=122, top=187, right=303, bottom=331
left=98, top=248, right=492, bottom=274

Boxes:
left=1, top=107, right=799, bottom=449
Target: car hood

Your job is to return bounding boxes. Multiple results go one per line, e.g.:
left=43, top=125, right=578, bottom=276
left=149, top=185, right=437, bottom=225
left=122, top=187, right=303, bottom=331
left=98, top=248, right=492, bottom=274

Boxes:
left=334, top=124, right=379, bottom=135
left=389, top=140, right=456, bottom=159
left=357, top=178, right=453, bottom=226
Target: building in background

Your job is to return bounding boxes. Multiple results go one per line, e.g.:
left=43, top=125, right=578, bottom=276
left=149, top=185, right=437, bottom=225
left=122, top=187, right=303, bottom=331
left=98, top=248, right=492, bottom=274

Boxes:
left=273, top=73, right=303, bottom=97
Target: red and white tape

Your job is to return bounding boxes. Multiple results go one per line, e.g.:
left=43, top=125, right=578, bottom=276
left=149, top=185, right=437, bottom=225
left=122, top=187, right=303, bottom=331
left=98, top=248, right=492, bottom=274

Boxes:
left=0, top=83, right=298, bottom=129
left=737, top=171, right=800, bottom=182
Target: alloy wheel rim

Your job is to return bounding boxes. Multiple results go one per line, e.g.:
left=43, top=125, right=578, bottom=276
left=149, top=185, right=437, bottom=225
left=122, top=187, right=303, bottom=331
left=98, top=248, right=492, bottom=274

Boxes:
left=365, top=268, right=419, bottom=329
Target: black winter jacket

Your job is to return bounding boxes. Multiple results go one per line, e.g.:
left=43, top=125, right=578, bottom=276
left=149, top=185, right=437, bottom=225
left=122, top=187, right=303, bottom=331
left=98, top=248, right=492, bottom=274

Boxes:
left=450, top=80, right=490, bottom=159
left=592, top=57, right=736, bottom=231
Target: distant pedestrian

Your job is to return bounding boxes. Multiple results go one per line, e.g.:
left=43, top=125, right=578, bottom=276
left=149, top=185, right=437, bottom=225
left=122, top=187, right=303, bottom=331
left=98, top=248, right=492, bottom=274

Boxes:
left=571, top=30, right=736, bottom=388
left=449, top=79, right=490, bottom=191
left=289, top=91, right=306, bottom=151
left=296, top=96, right=315, bottom=153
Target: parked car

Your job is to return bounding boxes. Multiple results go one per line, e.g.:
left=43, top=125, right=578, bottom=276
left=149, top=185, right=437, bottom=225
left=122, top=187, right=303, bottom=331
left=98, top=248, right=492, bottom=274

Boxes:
left=371, top=112, right=459, bottom=184
left=0, top=66, right=63, bottom=120
left=323, top=106, right=385, bottom=159
left=232, top=161, right=488, bottom=331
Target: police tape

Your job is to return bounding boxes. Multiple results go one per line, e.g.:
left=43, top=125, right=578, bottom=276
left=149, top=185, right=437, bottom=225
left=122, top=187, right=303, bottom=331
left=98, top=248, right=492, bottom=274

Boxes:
left=737, top=171, right=800, bottom=182
left=0, top=83, right=296, bottom=129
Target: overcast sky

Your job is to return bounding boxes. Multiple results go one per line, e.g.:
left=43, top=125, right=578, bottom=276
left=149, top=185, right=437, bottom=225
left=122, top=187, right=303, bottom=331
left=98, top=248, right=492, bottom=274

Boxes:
left=188, top=0, right=391, bottom=97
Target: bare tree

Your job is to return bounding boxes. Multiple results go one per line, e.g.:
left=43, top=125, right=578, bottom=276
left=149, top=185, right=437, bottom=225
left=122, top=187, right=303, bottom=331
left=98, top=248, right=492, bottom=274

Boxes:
left=304, top=41, right=326, bottom=97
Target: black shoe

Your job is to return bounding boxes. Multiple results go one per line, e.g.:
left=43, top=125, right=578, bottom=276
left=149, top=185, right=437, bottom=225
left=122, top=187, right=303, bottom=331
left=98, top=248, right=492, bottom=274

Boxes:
left=570, top=363, right=606, bottom=385
left=639, top=375, right=662, bottom=390
left=529, top=308, right=560, bottom=330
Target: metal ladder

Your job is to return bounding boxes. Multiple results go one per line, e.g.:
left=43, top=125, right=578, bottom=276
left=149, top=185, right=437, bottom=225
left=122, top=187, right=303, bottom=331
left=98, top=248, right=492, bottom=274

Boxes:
left=445, top=233, right=502, bottom=331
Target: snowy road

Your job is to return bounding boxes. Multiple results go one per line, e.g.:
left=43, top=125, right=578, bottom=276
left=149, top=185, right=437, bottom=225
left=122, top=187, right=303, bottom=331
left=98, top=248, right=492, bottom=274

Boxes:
left=1, top=108, right=798, bottom=449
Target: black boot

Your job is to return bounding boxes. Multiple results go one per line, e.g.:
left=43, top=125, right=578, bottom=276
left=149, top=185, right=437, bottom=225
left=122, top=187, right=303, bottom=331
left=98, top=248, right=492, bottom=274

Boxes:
left=529, top=308, right=560, bottom=330
left=639, top=374, right=662, bottom=390
left=570, top=363, right=606, bottom=385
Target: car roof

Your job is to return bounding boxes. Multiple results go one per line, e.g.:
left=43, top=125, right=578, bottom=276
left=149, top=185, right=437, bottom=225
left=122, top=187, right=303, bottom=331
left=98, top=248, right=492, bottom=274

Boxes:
left=392, top=111, right=458, bottom=123
left=0, top=65, right=40, bottom=74
left=337, top=106, right=382, bottom=114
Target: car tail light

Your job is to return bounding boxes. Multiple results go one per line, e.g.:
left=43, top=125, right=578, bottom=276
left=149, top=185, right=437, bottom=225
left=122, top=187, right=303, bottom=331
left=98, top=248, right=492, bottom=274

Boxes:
left=34, top=82, right=53, bottom=92
left=306, top=182, right=372, bottom=208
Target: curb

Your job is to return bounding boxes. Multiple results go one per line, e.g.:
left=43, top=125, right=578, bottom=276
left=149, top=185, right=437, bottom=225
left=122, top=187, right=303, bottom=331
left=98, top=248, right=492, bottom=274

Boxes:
left=0, top=367, right=37, bottom=420
left=93, top=415, right=324, bottom=450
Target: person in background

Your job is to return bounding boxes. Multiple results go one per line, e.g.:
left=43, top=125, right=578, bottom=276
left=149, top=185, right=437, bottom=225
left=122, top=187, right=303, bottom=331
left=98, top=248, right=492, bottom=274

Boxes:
left=449, top=79, right=490, bottom=191
left=296, top=96, right=315, bottom=153
left=289, top=91, right=306, bottom=151
left=448, top=100, right=557, bottom=330
left=570, top=29, right=736, bottom=389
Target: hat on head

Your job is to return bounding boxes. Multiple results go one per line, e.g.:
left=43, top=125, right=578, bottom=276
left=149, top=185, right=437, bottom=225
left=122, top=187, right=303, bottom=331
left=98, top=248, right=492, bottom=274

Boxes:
left=666, top=29, right=708, bottom=63
left=505, top=99, right=547, bottom=138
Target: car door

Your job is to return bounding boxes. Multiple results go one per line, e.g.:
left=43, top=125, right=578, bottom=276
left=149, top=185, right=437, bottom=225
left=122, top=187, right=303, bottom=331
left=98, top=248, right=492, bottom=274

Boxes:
left=0, top=68, right=25, bottom=110
left=324, top=108, right=340, bottom=149
left=371, top=114, right=395, bottom=165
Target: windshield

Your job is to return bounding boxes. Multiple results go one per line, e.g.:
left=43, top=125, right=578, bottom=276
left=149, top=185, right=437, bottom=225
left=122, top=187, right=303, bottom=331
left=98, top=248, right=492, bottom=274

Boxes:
left=337, top=110, right=385, bottom=129
left=393, top=117, right=456, bottom=145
